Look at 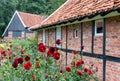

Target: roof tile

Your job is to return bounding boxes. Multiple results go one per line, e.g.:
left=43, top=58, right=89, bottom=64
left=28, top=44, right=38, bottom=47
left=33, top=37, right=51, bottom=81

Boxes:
left=40, top=0, right=120, bottom=27
left=18, top=12, right=45, bottom=28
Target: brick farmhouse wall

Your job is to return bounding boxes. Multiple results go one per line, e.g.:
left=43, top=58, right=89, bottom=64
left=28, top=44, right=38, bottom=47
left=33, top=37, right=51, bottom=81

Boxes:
left=37, top=16, right=120, bottom=81
left=4, top=31, right=35, bottom=40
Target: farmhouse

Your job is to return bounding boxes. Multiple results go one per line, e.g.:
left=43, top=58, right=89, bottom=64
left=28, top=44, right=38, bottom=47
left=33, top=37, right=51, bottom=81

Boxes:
left=2, top=11, right=45, bottom=39
left=30, top=0, right=120, bottom=81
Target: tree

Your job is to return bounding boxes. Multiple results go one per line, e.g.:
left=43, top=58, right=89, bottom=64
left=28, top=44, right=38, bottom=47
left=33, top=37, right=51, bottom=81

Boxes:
left=0, top=0, right=66, bottom=38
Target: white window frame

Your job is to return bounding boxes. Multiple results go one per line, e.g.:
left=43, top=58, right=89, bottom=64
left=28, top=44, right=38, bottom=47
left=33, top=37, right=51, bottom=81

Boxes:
left=42, top=29, right=46, bottom=44
left=95, top=19, right=103, bottom=36
left=74, top=29, right=78, bottom=38
left=56, top=26, right=61, bottom=48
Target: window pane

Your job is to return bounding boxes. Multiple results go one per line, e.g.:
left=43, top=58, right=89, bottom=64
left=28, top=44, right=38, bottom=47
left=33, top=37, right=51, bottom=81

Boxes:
left=97, top=27, right=103, bottom=33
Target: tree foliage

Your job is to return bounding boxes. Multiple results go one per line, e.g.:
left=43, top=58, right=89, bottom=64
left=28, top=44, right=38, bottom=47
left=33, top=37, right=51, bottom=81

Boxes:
left=0, top=0, right=66, bottom=37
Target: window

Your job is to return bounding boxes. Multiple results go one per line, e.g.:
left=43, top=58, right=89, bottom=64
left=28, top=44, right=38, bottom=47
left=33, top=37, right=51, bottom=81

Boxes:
left=95, top=19, right=103, bottom=36
left=13, top=31, right=21, bottom=37
left=42, top=29, right=46, bottom=44
left=56, top=27, right=61, bottom=48
left=74, top=29, right=78, bottom=38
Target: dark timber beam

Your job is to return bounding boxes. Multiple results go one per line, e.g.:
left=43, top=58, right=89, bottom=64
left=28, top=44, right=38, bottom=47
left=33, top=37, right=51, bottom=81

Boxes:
left=103, top=18, right=106, bottom=81
left=92, top=20, right=95, bottom=54
left=66, top=26, right=68, bottom=66
left=58, top=48, right=120, bottom=63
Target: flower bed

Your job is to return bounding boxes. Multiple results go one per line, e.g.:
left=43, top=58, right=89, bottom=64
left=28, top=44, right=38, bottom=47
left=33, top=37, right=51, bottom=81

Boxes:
left=0, top=39, right=98, bottom=81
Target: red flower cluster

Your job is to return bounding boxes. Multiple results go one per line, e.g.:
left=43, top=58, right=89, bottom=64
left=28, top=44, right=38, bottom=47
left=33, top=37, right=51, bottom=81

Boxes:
left=47, top=47, right=60, bottom=60
left=38, top=43, right=46, bottom=52
left=66, top=67, right=71, bottom=72
left=24, top=61, right=32, bottom=70
left=72, top=60, right=84, bottom=67
left=12, top=57, right=24, bottom=68
left=56, top=39, right=61, bottom=45
left=1, top=51, right=6, bottom=56
left=47, top=47, right=56, bottom=57
left=84, top=68, right=92, bottom=75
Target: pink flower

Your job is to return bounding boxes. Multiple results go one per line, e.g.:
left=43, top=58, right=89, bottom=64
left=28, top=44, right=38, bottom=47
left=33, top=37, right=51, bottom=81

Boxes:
left=8, top=51, right=13, bottom=55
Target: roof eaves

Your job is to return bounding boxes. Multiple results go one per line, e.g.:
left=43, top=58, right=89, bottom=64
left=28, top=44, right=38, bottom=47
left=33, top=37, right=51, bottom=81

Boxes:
left=40, top=6, right=120, bottom=28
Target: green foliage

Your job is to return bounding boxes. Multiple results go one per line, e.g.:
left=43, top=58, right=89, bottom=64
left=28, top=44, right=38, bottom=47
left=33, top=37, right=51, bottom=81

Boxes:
left=0, top=0, right=66, bottom=38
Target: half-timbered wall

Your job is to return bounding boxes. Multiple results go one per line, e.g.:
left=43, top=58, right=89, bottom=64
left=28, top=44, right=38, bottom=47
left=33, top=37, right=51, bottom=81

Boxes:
left=38, top=15, right=120, bottom=81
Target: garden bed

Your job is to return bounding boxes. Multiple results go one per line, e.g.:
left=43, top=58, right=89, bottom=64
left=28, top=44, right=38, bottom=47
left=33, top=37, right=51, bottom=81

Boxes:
left=0, top=39, right=98, bottom=81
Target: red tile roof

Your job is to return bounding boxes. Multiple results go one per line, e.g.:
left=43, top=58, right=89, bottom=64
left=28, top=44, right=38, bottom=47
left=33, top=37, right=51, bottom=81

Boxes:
left=39, top=0, right=120, bottom=28
left=18, top=11, right=45, bottom=28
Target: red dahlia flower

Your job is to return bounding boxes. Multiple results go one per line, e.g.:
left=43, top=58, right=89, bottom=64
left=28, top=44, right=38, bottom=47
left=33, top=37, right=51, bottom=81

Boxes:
left=84, top=68, right=88, bottom=72
left=53, top=51, right=60, bottom=60
left=76, top=61, right=82, bottom=67
left=60, top=70, right=63, bottom=73
left=77, top=70, right=82, bottom=76
left=38, top=43, right=46, bottom=52
left=35, top=61, right=40, bottom=69
left=81, top=45, right=84, bottom=50
left=87, top=69, right=92, bottom=75
left=18, top=57, right=24, bottom=64
left=24, top=61, right=32, bottom=70
left=12, top=58, right=18, bottom=68
left=47, top=50, right=52, bottom=57
left=45, top=74, right=49, bottom=79
left=81, top=60, right=84, bottom=64
left=73, top=50, right=77, bottom=55
left=32, top=75, right=36, bottom=80
left=66, top=67, right=71, bottom=72
left=25, top=55, right=30, bottom=61
left=56, top=39, right=61, bottom=45
left=49, top=47, right=56, bottom=54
